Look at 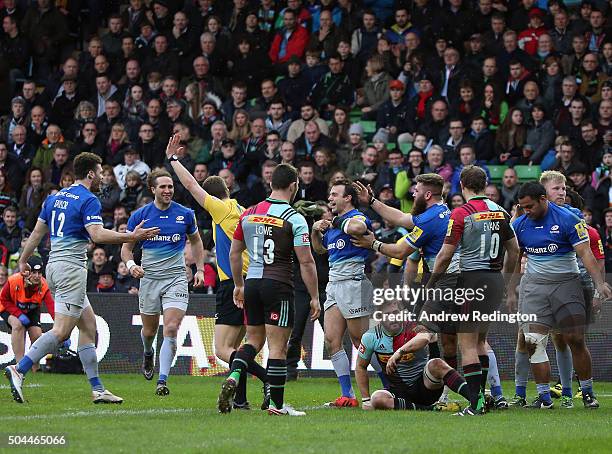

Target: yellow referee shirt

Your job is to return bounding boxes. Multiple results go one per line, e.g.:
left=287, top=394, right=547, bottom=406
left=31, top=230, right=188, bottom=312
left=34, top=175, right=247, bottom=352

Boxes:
left=203, top=195, right=249, bottom=281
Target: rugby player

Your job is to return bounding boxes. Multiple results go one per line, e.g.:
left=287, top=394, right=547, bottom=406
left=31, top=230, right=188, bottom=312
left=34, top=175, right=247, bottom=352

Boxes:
left=121, top=167, right=205, bottom=396
left=508, top=182, right=611, bottom=409
left=0, top=256, right=54, bottom=362
left=311, top=179, right=374, bottom=407
left=355, top=301, right=470, bottom=412
left=164, top=134, right=268, bottom=409
left=5, top=152, right=159, bottom=404
left=429, top=165, right=519, bottom=415
left=218, top=164, right=320, bottom=416
left=353, top=175, right=508, bottom=409
left=510, top=172, right=605, bottom=408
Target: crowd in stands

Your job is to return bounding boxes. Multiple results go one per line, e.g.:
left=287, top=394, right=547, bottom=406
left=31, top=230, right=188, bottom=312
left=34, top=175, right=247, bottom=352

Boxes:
left=1, top=0, right=612, bottom=292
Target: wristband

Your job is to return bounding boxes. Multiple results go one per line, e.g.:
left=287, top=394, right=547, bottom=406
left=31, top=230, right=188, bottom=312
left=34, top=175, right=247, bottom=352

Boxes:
left=341, top=219, right=351, bottom=234
left=126, top=260, right=136, bottom=270
left=372, top=240, right=383, bottom=252
left=369, top=196, right=377, bottom=206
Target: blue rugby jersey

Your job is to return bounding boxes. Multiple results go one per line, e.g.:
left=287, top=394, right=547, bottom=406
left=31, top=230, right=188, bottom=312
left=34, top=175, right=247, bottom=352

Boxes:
left=323, top=209, right=372, bottom=281
left=512, top=201, right=588, bottom=275
left=404, top=202, right=459, bottom=273
left=38, top=183, right=104, bottom=267
left=127, top=201, right=197, bottom=278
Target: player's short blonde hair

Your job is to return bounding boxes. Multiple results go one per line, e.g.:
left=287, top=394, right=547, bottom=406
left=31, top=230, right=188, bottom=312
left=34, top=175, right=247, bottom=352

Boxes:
left=539, top=170, right=566, bottom=186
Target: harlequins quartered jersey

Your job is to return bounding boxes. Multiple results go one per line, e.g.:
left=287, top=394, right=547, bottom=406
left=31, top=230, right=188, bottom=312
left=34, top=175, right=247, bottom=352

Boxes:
left=445, top=196, right=515, bottom=272
left=234, top=197, right=310, bottom=286
left=358, top=322, right=428, bottom=389
left=38, top=183, right=103, bottom=268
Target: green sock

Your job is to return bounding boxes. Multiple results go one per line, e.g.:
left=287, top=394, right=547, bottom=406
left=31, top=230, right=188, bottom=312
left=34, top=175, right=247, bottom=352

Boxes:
left=229, top=369, right=242, bottom=382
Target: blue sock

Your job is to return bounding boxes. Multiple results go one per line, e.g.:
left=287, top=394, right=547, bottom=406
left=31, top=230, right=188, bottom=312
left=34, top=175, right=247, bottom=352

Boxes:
left=158, top=374, right=168, bottom=384
left=516, top=385, right=526, bottom=398
left=491, top=385, right=503, bottom=398
left=536, top=383, right=552, bottom=403
left=89, top=377, right=104, bottom=393
left=555, top=347, right=573, bottom=396
left=338, top=375, right=353, bottom=398
left=16, top=356, right=34, bottom=375
left=579, top=378, right=593, bottom=395
left=562, top=387, right=572, bottom=397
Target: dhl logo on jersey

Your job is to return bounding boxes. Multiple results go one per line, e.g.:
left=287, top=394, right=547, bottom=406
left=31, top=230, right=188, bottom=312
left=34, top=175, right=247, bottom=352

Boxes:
left=378, top=352, right=415, bottom=363
left=474, top=212, right=505, bottom=221
left=249, top=216, right=284, bottom=227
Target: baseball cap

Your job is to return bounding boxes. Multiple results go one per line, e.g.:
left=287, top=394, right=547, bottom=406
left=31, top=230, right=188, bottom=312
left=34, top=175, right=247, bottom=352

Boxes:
left=27, top=256, right=43, bottom=272
left=389, top=80, right=405, bottom=90
left=221, top=138, right=235, bottom=147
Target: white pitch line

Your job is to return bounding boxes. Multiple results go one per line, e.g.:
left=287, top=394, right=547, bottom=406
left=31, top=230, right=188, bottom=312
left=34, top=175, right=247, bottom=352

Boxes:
left=0, top=408, right=200, bottom=421
left=0, top=383, right=45, bottom=389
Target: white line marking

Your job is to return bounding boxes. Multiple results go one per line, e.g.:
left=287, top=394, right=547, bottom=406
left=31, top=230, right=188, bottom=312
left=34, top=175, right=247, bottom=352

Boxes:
left=0, top=408, right=199, bottom=421
left=0, top=384, right=45, bottom=389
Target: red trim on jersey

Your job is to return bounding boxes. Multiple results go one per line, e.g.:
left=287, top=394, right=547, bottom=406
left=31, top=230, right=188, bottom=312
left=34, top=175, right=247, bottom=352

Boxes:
left=446, top=199, right=490, bottom=245
left=392, top=322, right=419, bottom=352
left=233, top=201, right=272, bottom=241
left=587, top=225, right=605, bottom=260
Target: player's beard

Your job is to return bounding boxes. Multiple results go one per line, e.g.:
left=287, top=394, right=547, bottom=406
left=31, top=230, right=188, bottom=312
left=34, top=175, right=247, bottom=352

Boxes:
left=411, top=195, right=427, bottom=216
left=90, top=175, right=101, bottom=193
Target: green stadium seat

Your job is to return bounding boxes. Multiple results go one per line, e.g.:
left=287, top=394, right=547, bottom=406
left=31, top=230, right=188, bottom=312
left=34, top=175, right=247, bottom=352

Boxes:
left=488, top=165, right=508, bottom=183
left=361, top=121, right=376, bottom=134
left=387, top=143, right=396, bottom=150
left=399, top=142, right=412, bottom=155
left=514, top=165, right=542, bottom=182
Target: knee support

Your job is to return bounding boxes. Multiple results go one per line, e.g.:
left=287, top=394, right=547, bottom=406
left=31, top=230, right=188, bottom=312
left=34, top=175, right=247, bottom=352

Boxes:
left=424, top=359, right=443, bottom=385
left=524, top=332, right=549, bottom=364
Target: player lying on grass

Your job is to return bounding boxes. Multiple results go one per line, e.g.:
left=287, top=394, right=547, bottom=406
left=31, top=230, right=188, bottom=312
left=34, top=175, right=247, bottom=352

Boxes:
left=355, top=300, right=471, bottom=411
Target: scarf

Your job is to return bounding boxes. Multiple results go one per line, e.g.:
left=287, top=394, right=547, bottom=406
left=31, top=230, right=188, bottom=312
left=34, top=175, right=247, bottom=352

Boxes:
left=416, top=90, right=432, bottom=119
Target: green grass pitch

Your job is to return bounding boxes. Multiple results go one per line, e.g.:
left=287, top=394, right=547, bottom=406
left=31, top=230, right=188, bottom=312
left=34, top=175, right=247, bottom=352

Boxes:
left=1, top=375, right=612, bottom=453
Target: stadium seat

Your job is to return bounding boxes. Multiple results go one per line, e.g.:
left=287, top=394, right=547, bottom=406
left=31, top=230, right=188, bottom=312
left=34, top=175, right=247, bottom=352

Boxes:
left=387, top=143, right=396, bottom=150
left=361, top=121, right=376, bottom=134
left=488, top=165, right=508, bottom=183
left=514, top=165, right=542, bottom=182
left=399, top=142, right=412, bottom=155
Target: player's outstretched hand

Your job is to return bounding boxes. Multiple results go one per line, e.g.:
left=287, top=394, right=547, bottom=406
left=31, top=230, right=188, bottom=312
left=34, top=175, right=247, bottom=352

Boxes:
left=351, top=230, right=375, bottom=249
left=18, top=260, right=30, bottom=275
left=129, top=265, right=144, bottom=279
left=309, top=298, right=320, bottom=321
left=353, top=180, right=374, bottom=205
left=386, top=351, right=400, bottom=375
left=165, top=134, right=185, bottom=158
left=130, top=220, right=160, bottom=241
left=193, top=270, right=205, bottom=287
left=312, top=219, right=331, bottom=233
left=233, top=285, right=244, bottom=308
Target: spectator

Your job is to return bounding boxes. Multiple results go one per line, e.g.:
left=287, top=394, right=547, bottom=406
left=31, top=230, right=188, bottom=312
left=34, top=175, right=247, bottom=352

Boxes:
left=114, top=148, right=151, bottom=190
left=277, top=56, right=311, bottom=117
left=294, top=161, right=328, bottom=203
left=100, top=165, right=121, bottom=223
left=308, top=53, right=354, bottom=119
left=95, top=263, right=127, bottom=293
left=44, top=144, right=72, bottom=186
left=500, top=167, right=521, bottom=212
left=347, top=145, right=380, bottom=185
left=294, top=120, right=336, bottom=161
left=18, top=167, right=45, bottom=231
left=9, top=125, right=35, bottom=168
left=0, top=96, right=27, bottom=145
left=119, top=170, right=145, bottom=213
left=525, top=103, right=555, bottom=165
left=424, top=144, right=453, bottom=182
left=0, top=168, right=17, bottom=214
left=359, top=55, right=391, bottom=119
left=286, top=102, right=329, bottom=143
left=0, top=206, right=21, bottom=254
left=32, top=124, right=68, bottom=170
left=268, top=9, right=309, bottom=65
left=494, top=107, right=526, bottom=165
left=207, top=138, right=246, bottom=181
left=105, top=122, right=132, bottom=166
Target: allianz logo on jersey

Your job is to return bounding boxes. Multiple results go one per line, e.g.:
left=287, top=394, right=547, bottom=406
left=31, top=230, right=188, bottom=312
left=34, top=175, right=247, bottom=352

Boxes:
left=525, top=244, right=558, bottom=254
left=327, top=239, right=346, bottom=250
left=150, top=233, right=182, bottom=242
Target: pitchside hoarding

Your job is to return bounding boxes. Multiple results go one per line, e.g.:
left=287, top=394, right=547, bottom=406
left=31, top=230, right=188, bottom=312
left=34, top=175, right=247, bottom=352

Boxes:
left=1, top=293, right=611, bottom=380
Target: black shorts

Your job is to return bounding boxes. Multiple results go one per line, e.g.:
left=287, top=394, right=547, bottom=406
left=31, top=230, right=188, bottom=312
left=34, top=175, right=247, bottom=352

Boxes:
left=454, top=271, right=504, bottom=333
left=215, top=280, right=245, bottom=326
left=0, top=307, right=41, bottom=333
left=418, top=273, right=459, bottom=334
left=244, top=278, right=294, bottom=328
left=391, top=373, right=443, bottom=407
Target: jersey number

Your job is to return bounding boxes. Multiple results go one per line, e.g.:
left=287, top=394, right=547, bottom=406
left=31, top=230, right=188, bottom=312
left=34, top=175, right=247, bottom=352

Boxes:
left=50, top=210, right=65, bottom=237
left=253, top=237, right=275, bottom=264
left=479, top=233, right=500, bottom=259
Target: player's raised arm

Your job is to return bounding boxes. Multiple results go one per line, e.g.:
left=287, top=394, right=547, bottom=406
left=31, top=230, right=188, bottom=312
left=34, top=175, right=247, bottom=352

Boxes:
left=86, top=221, right=159, bottom=244
left=295, top=245, right=320, bottom=321
left=17, top=220, right=48, bottom=272
left=165, top=134, right=208, bottom=206
left=353, top=180, right=414, bottom=229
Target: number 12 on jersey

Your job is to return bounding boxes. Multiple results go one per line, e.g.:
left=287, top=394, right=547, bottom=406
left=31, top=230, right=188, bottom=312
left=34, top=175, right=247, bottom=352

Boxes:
left=50, top=210, right=66, bottom=237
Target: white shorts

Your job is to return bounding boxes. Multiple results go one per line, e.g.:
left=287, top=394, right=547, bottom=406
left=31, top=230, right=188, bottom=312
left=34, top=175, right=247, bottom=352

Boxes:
left=138, top=275, right=189, bottom=315
left=324, top=277, right=374, bottom=319
left=47, top=261, right=90, bottom=318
